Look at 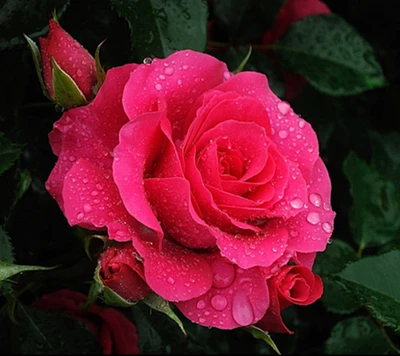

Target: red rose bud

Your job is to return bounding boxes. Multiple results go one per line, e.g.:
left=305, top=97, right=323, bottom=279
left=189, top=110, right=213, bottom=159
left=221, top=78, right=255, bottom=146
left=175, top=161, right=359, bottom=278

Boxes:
left=32, top=289, right=139, bottom=354
left=257, top=265, right=323, bottom=334
left=99, top=243, right=151, bottom=302
left=38, top=19, right=97, bottom=107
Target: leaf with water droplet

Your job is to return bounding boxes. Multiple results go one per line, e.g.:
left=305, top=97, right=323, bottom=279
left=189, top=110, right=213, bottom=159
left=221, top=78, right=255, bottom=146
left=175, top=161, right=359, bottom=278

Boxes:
left=275, top=14, right=387, bottom=95
left=244, top=325, right=281, bottom=355
left=142, top=292, right=187, bottom=336
left=110, top=0, right=207, bottom=60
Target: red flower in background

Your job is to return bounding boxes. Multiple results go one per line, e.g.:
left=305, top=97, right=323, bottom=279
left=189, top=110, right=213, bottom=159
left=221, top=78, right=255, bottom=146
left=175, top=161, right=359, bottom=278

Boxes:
left=32, top=289, right=139, bottom=354
left=262, top=0, right=331, bottom=99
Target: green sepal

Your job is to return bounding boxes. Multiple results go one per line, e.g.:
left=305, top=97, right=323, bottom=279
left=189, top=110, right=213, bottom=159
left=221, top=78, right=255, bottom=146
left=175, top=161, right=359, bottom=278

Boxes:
left=93, top=263, right=136, bottom=308
left=244, top=325, right=281, bottom=355
left=233, top=45, right=252, bottom=74
left=51, top=57, right=87, bottom=109
left=142, top=292, right=187, bottom=336
left=94, top=39, right=106, bottom=93
left=23, top=34, right=51, bottom=100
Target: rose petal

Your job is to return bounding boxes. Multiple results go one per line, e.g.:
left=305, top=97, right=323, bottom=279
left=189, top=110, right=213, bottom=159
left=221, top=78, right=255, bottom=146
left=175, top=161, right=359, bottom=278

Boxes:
left=215, top=222, right=288, bottom=269
left=62, top=158, right=144, bottom=243
left=113, top=109, right=183, bottom=245
left=46, top=64, right=136, bottom=207
left=175, top=253, right=269, bottom=329
left=144, top=177, right=216, bottom=248
left=123, top=50, right=229, bottom=140
left=292, top=252, right=317, bottom=270
left=287, top=157, right=335, bottom=252
left=135, top=239, right=213, bottom=302
left=214, top=72, right=319, bottom=180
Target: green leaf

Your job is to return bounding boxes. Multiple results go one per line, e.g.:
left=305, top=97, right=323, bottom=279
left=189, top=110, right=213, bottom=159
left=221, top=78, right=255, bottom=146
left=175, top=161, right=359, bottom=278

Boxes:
left=0, top=133, right=24, bottom=177
left=143, top=292, right=187, bottom=336
left=213, top=0, right=250, bottom=32
left=244, top=325, right=281, bottom=355
left=94, top=39, right=106, bottom=93
left=255, top=0, right=287, bottom=28
left=23, top=34, right=50, bottom=100
left=335, top=250, right=400, bottom=331
left=0, top=0, right=70, bottom=50
left=325, top=316, right=392, bottom=355
left=275, top=14, right=387, bottom=95
left=343, top=151, right=400, bottom=249
left=0, top=261, right=56, bottom=282
left=51, top=57, right=87, bottom=108
left=110, top=0, right=208, bottom=60
left=12, top=303, right=102, bottom=354
left=314, top=239, right=360, bottom=314
left=0, top=227, right=15, bottom=264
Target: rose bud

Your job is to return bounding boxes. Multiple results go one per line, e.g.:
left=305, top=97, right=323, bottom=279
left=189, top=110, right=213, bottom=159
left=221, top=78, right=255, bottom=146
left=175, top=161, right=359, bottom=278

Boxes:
left=25, top=18, right=97, bottom=108
left=99, top=243, right=151, bottom=303
left=32, top=289, right=139, bottom=354
left=257, top=265, right=323, bottom=333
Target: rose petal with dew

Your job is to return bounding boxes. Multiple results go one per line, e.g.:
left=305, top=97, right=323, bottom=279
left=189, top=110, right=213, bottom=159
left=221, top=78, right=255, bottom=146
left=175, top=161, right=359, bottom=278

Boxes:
left=215, top=221, right=288, bottom=269
left=144, top=177, right=216, bottom=249
left=175, top=253, right=269, bottom=329
left=62, top=158, right=144, bottom=243
left=122, top=50, right=229, bottom=140
left=46, top=64, right=137, bottom=207
left=135, top=239, right=213, bottom=302
left=113, top=109, right=183, bottom=245
left=287, top=157, right=336, bottom=252
left=214, top=72, right=319, bottom=181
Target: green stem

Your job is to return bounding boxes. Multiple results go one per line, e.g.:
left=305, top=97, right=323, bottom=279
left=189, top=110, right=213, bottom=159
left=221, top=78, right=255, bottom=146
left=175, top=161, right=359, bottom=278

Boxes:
left=379, top=323, right=400, bottom=354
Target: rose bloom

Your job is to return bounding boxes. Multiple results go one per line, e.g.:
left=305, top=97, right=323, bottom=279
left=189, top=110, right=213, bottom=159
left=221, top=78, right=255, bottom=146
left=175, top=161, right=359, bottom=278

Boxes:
left=32, top=289, right=139, bottom=354
left=46, top=49, right=335, bottom=329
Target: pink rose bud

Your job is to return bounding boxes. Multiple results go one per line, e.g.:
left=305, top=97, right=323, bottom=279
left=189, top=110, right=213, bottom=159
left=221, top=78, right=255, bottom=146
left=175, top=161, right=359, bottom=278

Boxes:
left=257, top=265, right=323, bottom=333
left=38, top=19, right=97, bottom=106
left=99, top=243, right=151, bottom=302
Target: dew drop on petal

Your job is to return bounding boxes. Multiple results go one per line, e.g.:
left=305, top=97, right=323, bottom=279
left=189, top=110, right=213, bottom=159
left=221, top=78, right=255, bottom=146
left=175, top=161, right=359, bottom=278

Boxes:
left=309, top=193, right=322, bottom=207
left=83, top=203, right=92, bottom=213
left=76, top=212, right=84, bottom=220
left=167, top=277, right=175, bottom=285
left=278, top=130, right=288, bottom=139
left=211, top=295, right=228, bottom=311
left=277, top=102, right=290, bottom=115
left=143, top=57, right=152, bottom=65
left=164, top=66, right=174, bottom=75
left=298, top=119, right=306, bottom=128
left=196, top=300, right=206, bottom=310
left=290, top=198, right=304, bottom=209
left=212, top=260, right=235, bottom=289
left=307, top=212, right=320, bottom=225
left=232, top=290, right=254, bottom=326
left=155, top=83, right=162, bottom=90
left=322, top=222, right=332, bottom=233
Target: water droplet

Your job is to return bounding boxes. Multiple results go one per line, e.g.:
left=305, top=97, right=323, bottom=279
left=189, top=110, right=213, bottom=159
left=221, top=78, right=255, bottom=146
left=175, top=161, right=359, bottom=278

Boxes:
left=298, top=119, right=305, bottom=128
left=323, top=202, right=330, bottom=211
left=309, top=193, right=322, bottom=207
left=211, top=295, right=228, bottom=311
left=69, top=155, right=76, bottom=162
left=76, top=69, right=82, bottom=77
left=278, top=130, right=288, bottom=139
left=76, top=212, right=84, bottom=219
left=164, top=66, right=174, bottom=75
left=199, top=317, right=206, bottom=323
left=95, top=183, right=103, bottom=190
left=307, top=212, right=320, bottom=225
left=143, top=57, right=152, bottom=65
left=196, top=300, right=206, bottom=310
left=155, top=83, right=162, bottom=90
left=327, top=238, right=333, bottom=244
left=212, top=260, right=235, bottom=289
left=83, top=203, right=92, bottom=213
left=322, top=222, right=332, bottom=233
left=272, top=247, right=277, bottom=253
left=182, top=65, right=188, bottom=70
left=290, top=198, right=304, bottom=209
left=167, top=276, right=175, bottom=285
left=224, top=71, right=231, bottom=80
left=91, top=190, right=98, bottom=196
left=290, top=230, right=298, bottom=237
left=232, top=291, right=254, bottom=326
left=277, top=102, right=290, bottom=115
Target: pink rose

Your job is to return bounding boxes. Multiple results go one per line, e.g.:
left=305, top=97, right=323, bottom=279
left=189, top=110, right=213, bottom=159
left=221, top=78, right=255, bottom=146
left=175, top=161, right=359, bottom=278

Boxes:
left=46, top=50, right=335, bottom=329
left=262, top=0, right=331, bottom=99
left=32, top=289, right=139, bottom=354
left=99, top=243, right=152, bottom=301
left=257, top=265, right=323, bottom=333
left=39, top=19, right=97, bottom=102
